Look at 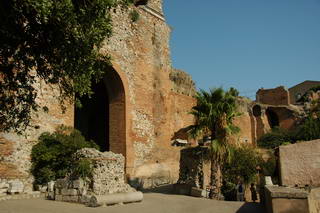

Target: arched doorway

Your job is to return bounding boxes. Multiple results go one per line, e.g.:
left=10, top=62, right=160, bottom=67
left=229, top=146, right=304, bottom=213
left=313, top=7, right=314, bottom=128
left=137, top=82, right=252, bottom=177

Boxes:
left=252, top=105, right=262, bottom=117
left=74, top=81, right=109, bottom=151
left=266, top=108, right=279, bottom=128
left=74, top=67, right=126, bottom=157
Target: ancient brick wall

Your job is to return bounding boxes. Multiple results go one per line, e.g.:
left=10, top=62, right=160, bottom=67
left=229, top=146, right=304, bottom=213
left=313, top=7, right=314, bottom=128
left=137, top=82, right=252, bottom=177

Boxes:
left=279, top=140, right=320, bottom=187
left=256, top=86, right=290, bottom=106
left=289, top=81, right=320, bottom=104
left=0, top=82, right=74, bottom=192
left=102, top=1, right=196, bottom=186
left=0, top=0, right=196, bottom=190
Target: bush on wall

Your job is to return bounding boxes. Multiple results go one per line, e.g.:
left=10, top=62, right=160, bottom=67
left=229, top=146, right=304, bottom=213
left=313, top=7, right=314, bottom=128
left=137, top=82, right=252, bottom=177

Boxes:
left=31, top=126, right=98, bottom=185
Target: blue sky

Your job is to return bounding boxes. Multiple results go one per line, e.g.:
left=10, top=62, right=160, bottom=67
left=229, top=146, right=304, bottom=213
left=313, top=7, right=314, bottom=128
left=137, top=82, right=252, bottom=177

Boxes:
left=163, top=0, right=320, bottom=98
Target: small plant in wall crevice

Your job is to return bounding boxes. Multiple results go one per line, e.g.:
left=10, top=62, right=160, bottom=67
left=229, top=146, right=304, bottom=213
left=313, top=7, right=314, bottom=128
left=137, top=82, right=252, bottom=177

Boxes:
left=130, top=10, right=140, bottom=22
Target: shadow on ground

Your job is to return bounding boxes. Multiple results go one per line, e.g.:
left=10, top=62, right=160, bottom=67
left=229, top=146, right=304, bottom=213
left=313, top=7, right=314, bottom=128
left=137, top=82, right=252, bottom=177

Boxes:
left=236, top=202, right=266, bottom=213
left=142, top=185, right=267, bottom=213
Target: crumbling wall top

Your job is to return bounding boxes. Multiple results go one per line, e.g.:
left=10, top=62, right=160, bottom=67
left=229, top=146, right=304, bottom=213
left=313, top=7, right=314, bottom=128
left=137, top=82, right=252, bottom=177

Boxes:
left=169, top=69, right=196, bottom=96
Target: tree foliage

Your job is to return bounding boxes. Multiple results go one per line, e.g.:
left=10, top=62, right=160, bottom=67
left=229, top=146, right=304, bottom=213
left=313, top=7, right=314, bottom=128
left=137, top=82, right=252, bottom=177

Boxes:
left=0, top=0, right=131, bottom=133
left=189, top=87, right=240, bottom=141
left=221, top=145, right=262, bottom=200
left=223, top=145, right=261, bottom=185
left=31, top=126, right=98, bottom=184
left=188, top=87, right=240, bottom=199
left=294, top=115, right=320, bottom=141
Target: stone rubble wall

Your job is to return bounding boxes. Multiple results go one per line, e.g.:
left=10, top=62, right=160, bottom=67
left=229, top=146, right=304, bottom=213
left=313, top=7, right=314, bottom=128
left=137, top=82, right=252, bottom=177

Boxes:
left=177, top=147, right=211, bottom=189
left=74, top=148, right=135, bottom=195
left=169, top=69, right=196, bottom=97
left=51, top=148, right=136, bottom=205
left=0, top=81, right=74, bottom=192
left=0, top=178, right=44, bottom=202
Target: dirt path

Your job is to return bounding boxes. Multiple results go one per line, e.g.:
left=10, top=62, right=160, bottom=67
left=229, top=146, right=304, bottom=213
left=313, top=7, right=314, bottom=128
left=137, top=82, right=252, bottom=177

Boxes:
left=0, top=193, right=265, bottom=213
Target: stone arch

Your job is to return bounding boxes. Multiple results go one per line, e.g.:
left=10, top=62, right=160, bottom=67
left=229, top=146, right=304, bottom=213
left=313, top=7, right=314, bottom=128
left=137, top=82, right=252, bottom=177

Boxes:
left=74, top=66, right=128, bottom=163
left=252, top=105, right=262, bottom=117
left=104, top=67, right=126, bottom=158
left=266, top=108, right=279, bottom=128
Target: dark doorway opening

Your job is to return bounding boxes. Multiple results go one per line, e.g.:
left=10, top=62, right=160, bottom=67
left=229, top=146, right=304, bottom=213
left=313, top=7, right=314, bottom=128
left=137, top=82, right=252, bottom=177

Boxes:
left=252, top=105, right=262, bottom=117
left=266, top=108, right=279, bottom=128
left=74, top=81, right=109, bottom=152
left=74, top=67, right=126, bottom=158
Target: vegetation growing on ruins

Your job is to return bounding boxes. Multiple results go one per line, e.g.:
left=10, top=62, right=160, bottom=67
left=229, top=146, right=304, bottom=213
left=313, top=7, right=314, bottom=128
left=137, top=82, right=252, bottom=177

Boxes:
left=189, top=87, right=240, bottom=199
left=297, top=86, right=320, bottom=103
left=295, top=97, right=320, bottom=141
left=257, top=127, right=293, bottom=149
left=221, top=145, right=262, bottom=200
left=259, top=96, right=320, bottom=149
left=130, top=10, right=140, bottom=22
left=0, top=0, right=133, bottom=134
left=31, top=126, right=98, bottom=184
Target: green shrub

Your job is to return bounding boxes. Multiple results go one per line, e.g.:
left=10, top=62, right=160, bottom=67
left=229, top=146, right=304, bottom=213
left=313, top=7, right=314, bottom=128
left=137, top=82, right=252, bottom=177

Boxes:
left=71, top=159, right=93, bottom=179
left=257, top=127, right=293, bottom=149
left=31, top=126, right=98, bottom=184
left=130, top=10, right=140, bottom=22
left=223, top=145, right=261, bottom=184
left=259, top=152, right=277, bottom=177
left=222, top=145, right=262, bottom=200
left=294, top=116, right=320, bottom=141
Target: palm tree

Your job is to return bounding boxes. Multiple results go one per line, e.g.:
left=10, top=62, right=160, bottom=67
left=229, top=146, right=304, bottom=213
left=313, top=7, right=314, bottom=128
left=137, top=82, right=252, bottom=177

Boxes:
left=189, top=87, right=240, bottom=199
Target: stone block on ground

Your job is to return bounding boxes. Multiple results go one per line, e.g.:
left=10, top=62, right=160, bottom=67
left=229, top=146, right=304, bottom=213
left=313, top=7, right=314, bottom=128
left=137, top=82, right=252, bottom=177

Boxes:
left=80, top=195, right=92, bottom=204
left=74, top=148, right=136, bottom=195
left=48, top=181, right=55, bottom=192
left=0, top=188, right=8, bottom=194
left=47, top=191, right=55, bottom=200
left=72, top=179, right=84, bottom=189
left=190, top=187, right=206, bottom=198
left=62, top=195, right=79, bottom=203
left=8, top=180, right=24, bottom=194
left=61, top=189, right=78, bottom=196
left=40, top=186, right=47, bottom=193
left=55, top=179, right=69, bottom=189
left=173, top=184, right=191, bottom=195
left=88, top=191, right=143, bottom=207
left=55, top=195, right=63, bottom=201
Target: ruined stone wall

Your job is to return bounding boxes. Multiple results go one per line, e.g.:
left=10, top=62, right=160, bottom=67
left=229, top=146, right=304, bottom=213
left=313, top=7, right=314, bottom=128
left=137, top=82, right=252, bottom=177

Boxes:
left=103, top=1, right=196, bottom=187
left=229, top=98, right=256, bottom=145
left=279, top=140, right=320, bottom=187
left=0, top=0, right=196, bottom=190
left=256, top=86, right=290, bottom=106
left=169, top=69, right=196, bottom=96
left=177, top=147, right=211, bottom=189
left=0, top=82, right=74, bottom=192
left=52, top=148, right=135, bottom=204
left=289, top=81, right=320, bottom=104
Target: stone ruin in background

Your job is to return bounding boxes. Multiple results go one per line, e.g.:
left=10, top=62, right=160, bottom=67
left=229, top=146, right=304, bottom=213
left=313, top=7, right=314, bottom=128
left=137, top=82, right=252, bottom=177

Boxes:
left=47, top=148, right=143, bottom=207
left=173, top=147, right=212, bottom=198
